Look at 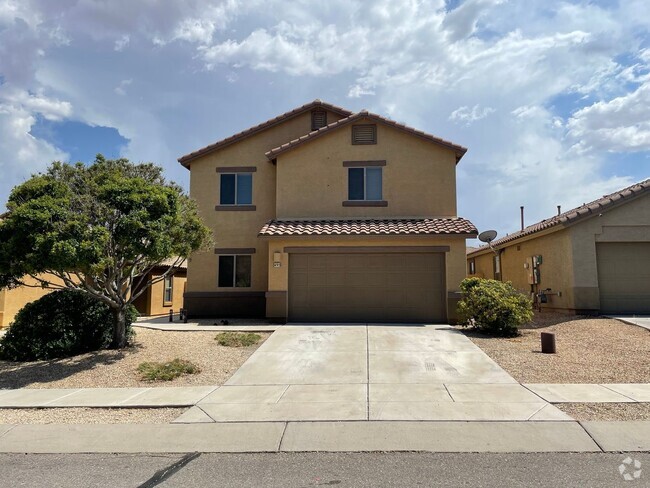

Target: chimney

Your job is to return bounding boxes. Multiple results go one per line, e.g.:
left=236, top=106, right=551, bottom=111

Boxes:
left=557, top=205, right=561, bottom=216
left=520, top=206, right=524, bottom=231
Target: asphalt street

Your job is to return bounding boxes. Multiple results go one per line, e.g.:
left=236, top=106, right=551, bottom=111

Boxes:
left=0, top=452, right=647, bottom=488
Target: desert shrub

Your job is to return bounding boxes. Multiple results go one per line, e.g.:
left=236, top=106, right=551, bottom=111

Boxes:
left=457, top=277, right=533, bottom=336
left=137, top=358, right=200, bottom=381
left=0, top=289, right=137, bottom=361
left=215, top=332, right=261, bottom=347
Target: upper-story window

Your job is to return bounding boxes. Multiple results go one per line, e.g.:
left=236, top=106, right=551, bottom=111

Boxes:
left=348, top=167, right=382, bottom=201
left=311, top=110, right=327, bottom=131
left=352, top=124, right=377, bottom=145
left=220, top=173, right=252, bottom=205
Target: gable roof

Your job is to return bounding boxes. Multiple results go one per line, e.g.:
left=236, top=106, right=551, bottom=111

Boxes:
left=259, top=218, right=477, bottom=237
left=468, top=178, right=650, bottom=256
left=178, top=100, right=353, bottom=167
left=265, top=110, right=468, bottom=162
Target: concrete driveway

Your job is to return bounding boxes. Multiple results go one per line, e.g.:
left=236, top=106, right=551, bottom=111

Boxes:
left=179, top=325, right=570, bottom=423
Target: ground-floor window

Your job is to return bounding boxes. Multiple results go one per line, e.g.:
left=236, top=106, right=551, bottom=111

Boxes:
left=163, top=275, right=173, bottom=304
left=218, top=255, right=252, bottom=287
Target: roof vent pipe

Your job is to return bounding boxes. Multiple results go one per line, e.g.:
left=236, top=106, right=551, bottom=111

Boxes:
left=557, top=205, right=561, bottom=216
left=520, top=206, right=524, bottom=231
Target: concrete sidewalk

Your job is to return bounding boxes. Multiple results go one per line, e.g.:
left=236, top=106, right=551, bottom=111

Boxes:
left=0, top=420, right=648, bottom=453
left=609, top=315, right=650, bottom=331
left=134, top=317, right=278, bottom=332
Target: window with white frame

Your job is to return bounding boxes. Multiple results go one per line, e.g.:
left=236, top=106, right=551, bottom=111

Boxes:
left=163, top=275, right=173, bottom=304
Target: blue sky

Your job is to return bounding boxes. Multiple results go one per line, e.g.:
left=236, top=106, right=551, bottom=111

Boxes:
left=0, top=0, right=649, bottom=242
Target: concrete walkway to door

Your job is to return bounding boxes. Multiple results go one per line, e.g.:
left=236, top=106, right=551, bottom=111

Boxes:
left=177, top=325, right=570, bottom=423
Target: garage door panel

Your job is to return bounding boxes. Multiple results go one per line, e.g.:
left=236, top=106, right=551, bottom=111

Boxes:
left=288, top=252, right=446, bottom=323
left=597, top=243, right=650, bottom=314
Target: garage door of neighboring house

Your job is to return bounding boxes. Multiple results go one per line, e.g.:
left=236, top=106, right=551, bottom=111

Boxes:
left=597, top=242, right=650, bottom=313
left=288, top=252, right=446, bottom=323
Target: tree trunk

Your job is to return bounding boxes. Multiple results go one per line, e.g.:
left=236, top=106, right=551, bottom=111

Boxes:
left=111, top=307, right=128, bottom=349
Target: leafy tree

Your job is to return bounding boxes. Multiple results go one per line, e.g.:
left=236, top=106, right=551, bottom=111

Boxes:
left=0, top=155, right=211, bottom=348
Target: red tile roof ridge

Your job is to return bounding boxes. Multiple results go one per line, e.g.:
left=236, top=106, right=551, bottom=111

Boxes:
left=178, top=100, right=353, bottom=166
left=468, top=177, right=650, bottom=254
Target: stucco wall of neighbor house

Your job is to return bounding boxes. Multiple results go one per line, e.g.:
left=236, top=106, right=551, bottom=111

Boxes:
left=264, top=235, right=468, bottom=322
left=274, top=118, right=458, bottom=219
left=134, top=271, right=187, bottom=316
left=0, top=274, right=62, bottom=327
left=569, top=192, right=650, bottom=312
left=468, top=251, right=493, bottom=279
left=186, top=109, right=346, bottom=296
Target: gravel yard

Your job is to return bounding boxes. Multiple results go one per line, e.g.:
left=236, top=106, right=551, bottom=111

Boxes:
left=0, top=329, right=269, bottom=389
left=465, top=314, right=650, bottom=384
left=0, top=408, right=185, bottom=424
left=556, top=403, right=650, bottom=421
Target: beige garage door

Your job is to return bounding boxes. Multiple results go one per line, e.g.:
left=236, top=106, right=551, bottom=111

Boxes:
left=597, top=242, right=650, bottom=313
left=288, top=252, right=446, bottom=323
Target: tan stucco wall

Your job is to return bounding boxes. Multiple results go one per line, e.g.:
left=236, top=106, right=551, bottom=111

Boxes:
left=0, top=274, right=61, bottom=327
left=468, top=252, right=493, bottom=279
left=569, top=193, right=650, bottom=311
left=186, top=109, right=347, bottom=293
left=274, top=118, right=458, bottom=219
left=265, top=235, right=468, bottom=320
left=135, top=272, right=187, bottom=316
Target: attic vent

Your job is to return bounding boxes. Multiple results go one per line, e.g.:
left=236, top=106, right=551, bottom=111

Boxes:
left=311, top=110, right=328, bottom=131
left=352, top=124, right=377, bottom=145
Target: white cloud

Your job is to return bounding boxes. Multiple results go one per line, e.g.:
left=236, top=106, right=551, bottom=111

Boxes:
left=567, top=81, right=650, bottom=153
left=114, top=34, right=130, bottom=51
left=450, top=104, right=495, bottom=125
left=114, top=79, right=132, bottom=96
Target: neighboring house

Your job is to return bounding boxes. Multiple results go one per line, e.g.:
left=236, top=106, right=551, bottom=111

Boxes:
left=178, top=99, right=477, bottom=323
left=0, top=275, right=60, bottom=328
left=132, top=260, right=187, bottom=317
left=467, top=179, right=650, bottom=314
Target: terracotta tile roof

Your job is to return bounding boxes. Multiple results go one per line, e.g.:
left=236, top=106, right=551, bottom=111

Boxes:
left=468, top=178, right=650, bottom=255
left=178, top=100, right=352, bottom=167
left=259, top=218, right=478, bottom=237
left=265, top=110, right=468, bottom=162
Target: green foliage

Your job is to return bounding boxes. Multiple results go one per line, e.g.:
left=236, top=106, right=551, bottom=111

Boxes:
left=215, top=332, right=262, bottom=347
left=457, top=277, right=533, bottom=336
left=0, top=155, right=211, bottom=348
left=137, top=358, right=201, bottom=381
left=0, top=289, right=138, bottom=361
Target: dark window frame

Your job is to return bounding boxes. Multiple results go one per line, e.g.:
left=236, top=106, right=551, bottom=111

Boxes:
left=468, top=259, right=476, bottom=275
left=348, top=166, right=383, bottom=201
left=218, top=255, right=252, bottom=288
left=219, top=173, right=253, bottom=205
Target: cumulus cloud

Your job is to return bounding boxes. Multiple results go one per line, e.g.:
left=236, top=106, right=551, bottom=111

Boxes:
left=114, top=34, right=130, bottom=51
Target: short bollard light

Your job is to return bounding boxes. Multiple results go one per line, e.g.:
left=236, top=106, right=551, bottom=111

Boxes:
left=540, top=331, right=556, bottom=354
left=169, top=309, right=174, bottom=322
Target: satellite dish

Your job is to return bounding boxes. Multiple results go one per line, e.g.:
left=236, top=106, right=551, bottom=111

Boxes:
left=478, top=230, right=497, bottom=243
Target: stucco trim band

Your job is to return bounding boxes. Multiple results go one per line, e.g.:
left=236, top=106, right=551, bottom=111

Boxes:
left=216, top=166, right=257, bottom=173
left=214, top=248, right=257, bottom=254
left=283, top=246, right=450, bottom=254
left=342, top=200, right=388, bottom=207
left=342, top=160, right=386, bottom=167
left=215, top=205, right=257, bottom=211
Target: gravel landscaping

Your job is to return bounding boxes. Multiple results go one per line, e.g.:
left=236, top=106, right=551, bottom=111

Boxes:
left=556, top=403, right=650, bottom=421
left=465, top=314, right=650, bottom=384
left=0, top=329, right=269, bottom=389
left=0, top=407, right=185, bottom=424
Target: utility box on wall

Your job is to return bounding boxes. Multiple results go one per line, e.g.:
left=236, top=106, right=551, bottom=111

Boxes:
left=526, top=255, right=542, bottom=284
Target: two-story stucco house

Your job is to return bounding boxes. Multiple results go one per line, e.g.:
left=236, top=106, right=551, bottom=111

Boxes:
left=178, top=100, right=477, bottom=323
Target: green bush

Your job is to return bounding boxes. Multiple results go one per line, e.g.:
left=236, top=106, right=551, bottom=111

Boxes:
left=215, top=332, right=262, bottom=347
left=0, top=289, right=137, bottom=361
left=457, top=277, right=533, bottom=336
left=137, top=358, right=200, bottom=381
